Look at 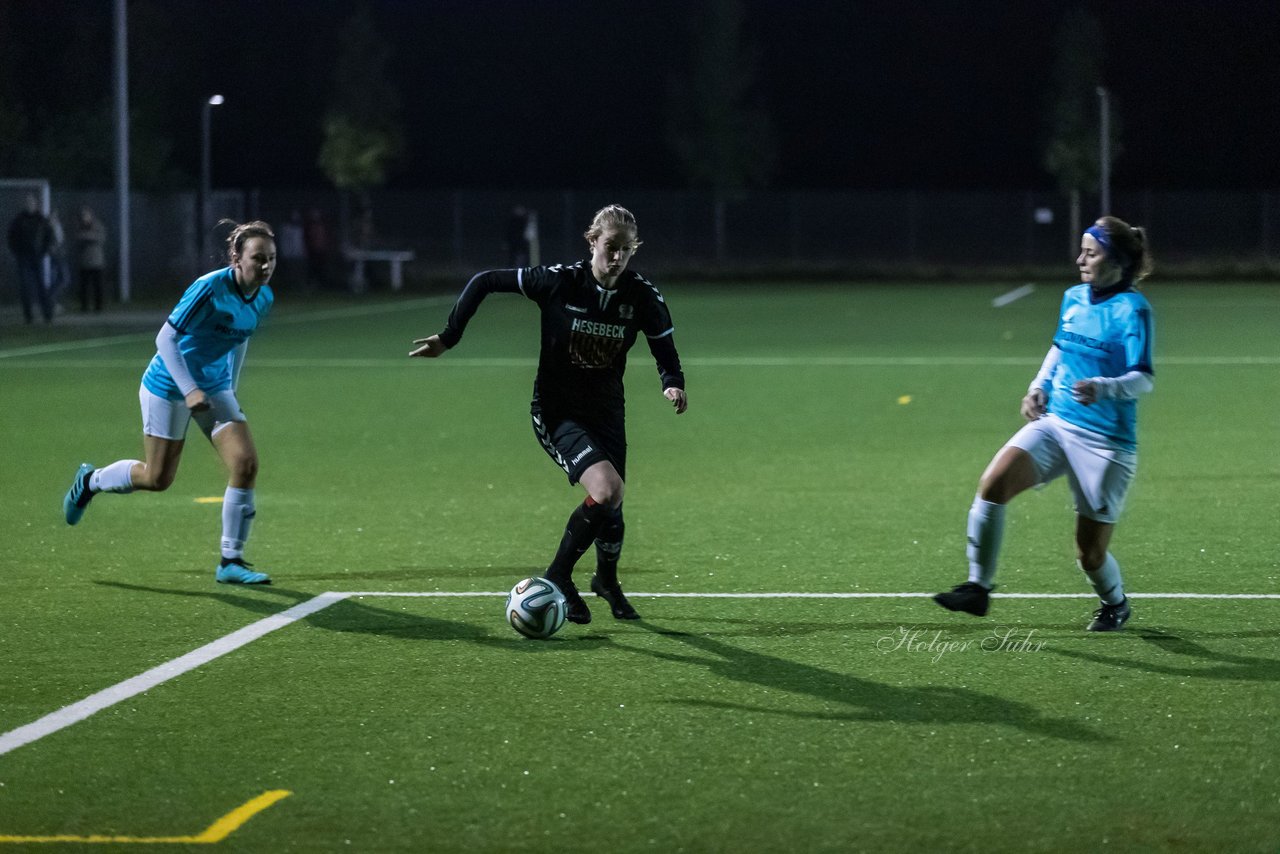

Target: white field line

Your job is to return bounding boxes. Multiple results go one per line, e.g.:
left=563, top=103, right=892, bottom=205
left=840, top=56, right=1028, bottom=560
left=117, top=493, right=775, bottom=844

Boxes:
left=0, top=331, right=158, bottom=360
left=4, top=355, right=1279, bottom=369
left=992, top=283, right=1035, bottom=307
left=349, top=591, right=1280, bottom=600
left=0, top=592, right=347, bottom=758
left=3, top=588, right=1279, bottom=758
left=679, top=355, right=1280, bottom=367
left=0, top=297, right=454, bottom=361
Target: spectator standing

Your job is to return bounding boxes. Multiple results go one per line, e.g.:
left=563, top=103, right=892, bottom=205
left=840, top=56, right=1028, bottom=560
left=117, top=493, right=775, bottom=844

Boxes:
left=7, top=193, right=56, bottom=324
left=303, top=208, right=331, bottom=290
left=278, top=210, right=307, bottom=289
left=76, top=205, right=108, bottom=312
left=48, top=209, right=71, bottom=313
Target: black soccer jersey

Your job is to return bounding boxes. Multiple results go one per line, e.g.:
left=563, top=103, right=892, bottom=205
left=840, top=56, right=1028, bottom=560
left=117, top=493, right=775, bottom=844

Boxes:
left=438, top=261, right=684, bottom=418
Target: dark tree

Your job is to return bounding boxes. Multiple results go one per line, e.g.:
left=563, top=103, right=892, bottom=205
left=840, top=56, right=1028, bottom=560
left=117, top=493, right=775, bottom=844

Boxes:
left=1043, top=7, right=1122, bottom=249
left=666, top=0, right=775, bottom=260
left=317, top=5, right=406, bottom=205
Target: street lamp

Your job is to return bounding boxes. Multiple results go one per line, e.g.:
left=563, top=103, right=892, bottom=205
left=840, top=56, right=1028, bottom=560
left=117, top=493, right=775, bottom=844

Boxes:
left=198, top=94, right=225, bottom=265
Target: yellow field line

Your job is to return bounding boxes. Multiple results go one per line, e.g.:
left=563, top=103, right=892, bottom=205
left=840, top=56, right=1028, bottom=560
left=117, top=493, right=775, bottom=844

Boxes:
left=0, top=789, right=291, bottom=845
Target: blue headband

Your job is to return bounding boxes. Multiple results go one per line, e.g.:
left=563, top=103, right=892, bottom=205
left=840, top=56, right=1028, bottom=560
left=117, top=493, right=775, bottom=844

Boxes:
left=1085, top=225, right=1131, bottom=270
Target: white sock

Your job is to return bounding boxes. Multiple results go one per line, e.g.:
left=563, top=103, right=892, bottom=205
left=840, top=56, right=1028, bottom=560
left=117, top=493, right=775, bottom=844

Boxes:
left=220, top=487, right=255, bottom=559
left=1081, top=553, right=1125, bottom=605
left=89, top=460, right=139, bottom=494
left=966, top=496, right=1005, bottom=589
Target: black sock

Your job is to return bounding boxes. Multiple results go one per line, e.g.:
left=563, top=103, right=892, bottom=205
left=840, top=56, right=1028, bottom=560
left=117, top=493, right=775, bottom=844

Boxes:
left=593, top=506, right=624, bottom=586
left=546, top=499, right=612, bottom=583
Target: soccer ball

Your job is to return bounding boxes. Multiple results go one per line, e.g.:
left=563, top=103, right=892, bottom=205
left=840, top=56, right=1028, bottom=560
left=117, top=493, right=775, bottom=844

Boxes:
left=505, top=577, right=567, bottom=639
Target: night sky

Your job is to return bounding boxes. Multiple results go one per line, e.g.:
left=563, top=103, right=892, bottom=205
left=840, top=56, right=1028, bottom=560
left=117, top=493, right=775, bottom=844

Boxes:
left=4, top=0, right=1280, bottom=191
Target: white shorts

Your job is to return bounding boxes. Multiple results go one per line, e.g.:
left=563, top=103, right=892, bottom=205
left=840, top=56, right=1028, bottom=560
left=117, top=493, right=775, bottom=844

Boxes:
left=139, top=385, right=245, bottom=441
left=1006, top=414, right=1136, bottom=523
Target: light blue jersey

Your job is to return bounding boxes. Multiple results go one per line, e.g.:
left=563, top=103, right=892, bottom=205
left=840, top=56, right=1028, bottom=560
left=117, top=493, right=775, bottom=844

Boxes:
left=1046, top=284, right=1154, bottom=450
left=142, top=267, right=273, bottom=400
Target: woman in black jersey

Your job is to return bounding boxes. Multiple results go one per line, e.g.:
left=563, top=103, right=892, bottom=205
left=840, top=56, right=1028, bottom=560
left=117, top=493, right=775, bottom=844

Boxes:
left=411, top=205, right=687, bottom=624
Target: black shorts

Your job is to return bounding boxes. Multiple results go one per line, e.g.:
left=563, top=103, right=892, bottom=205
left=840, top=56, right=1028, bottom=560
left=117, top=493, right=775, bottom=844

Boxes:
left=531, top=408, right=627, bottom=484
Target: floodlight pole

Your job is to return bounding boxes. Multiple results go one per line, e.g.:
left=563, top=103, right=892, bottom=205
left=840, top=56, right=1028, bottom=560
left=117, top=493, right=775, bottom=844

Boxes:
left=1097, top=86, right=1111, bottom=216
left=114, top=0, right=130, bottom=303
left=198, top=95, right=224, bottom=266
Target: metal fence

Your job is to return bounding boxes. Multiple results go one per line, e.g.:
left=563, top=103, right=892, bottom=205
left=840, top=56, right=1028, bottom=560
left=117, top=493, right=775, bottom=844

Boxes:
left=3, top=186, right=1278, bottom=303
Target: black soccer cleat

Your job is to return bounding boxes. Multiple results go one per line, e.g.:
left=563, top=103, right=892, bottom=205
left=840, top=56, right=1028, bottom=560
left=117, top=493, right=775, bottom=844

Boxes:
left=550, top=577, right=591, bottom=624
left=1086, top=597, right=1131, bottom=632
left=933, top=581, right=992, bottom=617
left=590, top=575, right=640, bottom=620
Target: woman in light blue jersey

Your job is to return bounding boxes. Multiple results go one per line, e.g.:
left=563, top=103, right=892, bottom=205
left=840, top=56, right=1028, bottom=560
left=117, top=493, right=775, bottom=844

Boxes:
left=62, top=221, right=277, bottom=585
left=935, top=215, right=1155, bottom=631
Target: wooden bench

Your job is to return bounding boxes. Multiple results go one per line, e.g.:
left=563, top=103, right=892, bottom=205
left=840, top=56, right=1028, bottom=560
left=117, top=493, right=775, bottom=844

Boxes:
left=343, top=248, right=416, bottom=291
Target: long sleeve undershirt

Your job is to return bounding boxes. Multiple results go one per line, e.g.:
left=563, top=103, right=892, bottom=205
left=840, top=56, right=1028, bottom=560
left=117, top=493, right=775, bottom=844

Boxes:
left=229, top=340, right=248, bottom=392
left=1029, top=344, right=1153, bottom=400
left=155, top=322, right=199, bottom=396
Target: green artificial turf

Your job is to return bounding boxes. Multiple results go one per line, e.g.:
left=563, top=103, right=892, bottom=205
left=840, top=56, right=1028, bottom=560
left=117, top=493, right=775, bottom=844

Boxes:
left=1, top=282, right=1277, bottom=852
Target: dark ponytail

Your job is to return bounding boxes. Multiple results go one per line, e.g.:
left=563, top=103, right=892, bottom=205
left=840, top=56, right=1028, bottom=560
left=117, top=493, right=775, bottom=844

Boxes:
left=221, top=219, right=276, bottom=263
left=1095, top=216, right=1154, bottom=282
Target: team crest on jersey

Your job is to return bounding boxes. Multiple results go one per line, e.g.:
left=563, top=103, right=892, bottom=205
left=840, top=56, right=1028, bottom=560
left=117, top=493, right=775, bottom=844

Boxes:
left=617, top=304, right=634, bottom=320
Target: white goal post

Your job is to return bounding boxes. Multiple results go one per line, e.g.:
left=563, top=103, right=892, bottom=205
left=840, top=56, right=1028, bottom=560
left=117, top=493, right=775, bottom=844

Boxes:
left=0, top=178, right=51, bottom=216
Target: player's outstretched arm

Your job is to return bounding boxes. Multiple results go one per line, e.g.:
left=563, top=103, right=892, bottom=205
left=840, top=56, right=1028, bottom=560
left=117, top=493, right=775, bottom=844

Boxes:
left=419, top=270, right=522, bottom=358
left=663, top=386, right=688, bottom=414
left=409, top=335, right=449, bottom=358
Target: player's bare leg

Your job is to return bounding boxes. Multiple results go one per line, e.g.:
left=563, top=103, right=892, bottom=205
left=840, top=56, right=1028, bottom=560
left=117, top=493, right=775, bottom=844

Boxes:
left=131, top=435, right=186, bottom=491
left=935, top=447, right=1039, bottom=616
left=210, top=421, right=268, bottom=584
left=63, top=435, right=184, bottom=524
left=1077, top=515, right=1130, bottom=631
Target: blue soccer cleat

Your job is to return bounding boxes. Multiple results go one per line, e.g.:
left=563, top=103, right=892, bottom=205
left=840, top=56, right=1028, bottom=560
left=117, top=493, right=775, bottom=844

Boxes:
left=63, top=463, right=96, bottom=525
left=215, top=557, right=271, bottom=585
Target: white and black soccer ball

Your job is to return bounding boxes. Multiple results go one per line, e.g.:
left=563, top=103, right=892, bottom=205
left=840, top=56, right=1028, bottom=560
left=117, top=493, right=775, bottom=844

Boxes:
left=505, top=577, right=567, bottom=639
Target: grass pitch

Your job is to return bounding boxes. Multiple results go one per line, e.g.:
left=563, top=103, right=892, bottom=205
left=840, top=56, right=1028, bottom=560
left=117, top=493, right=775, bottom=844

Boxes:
left=1, top=281, right=1278, bottom=852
